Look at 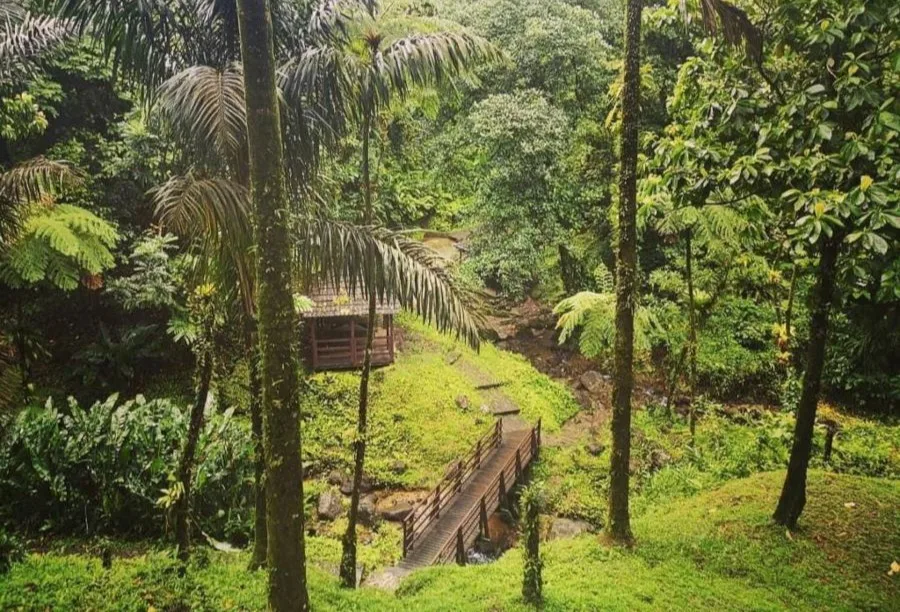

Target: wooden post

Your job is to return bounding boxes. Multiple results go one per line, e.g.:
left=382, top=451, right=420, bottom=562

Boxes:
left=456, top=461, right=464, bottom=492
left=350, top=317, right=357, bottom=366
left=387, top=314, right=395, bottom=363
left=456, top=527, right=466, bottom=565
left=310, top=319, right=318, bottom=370
left=479, top=496, right=490, bottom=539
left=497, top=418, right=503, bottom=444
left=402, top=518, right=409, bottom=557
left=515, top=449, right=522, bottom=480
left=475, top=439, right=482, bottom=468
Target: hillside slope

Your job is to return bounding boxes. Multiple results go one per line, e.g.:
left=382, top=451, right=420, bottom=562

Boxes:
left=2, top=471, right=896, bottom=610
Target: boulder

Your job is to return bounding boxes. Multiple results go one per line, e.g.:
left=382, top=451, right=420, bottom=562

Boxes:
left=390, top=460, right=407, bottom=475
left=455, top=395, right=471, bottom=411
left=317, top=489, right=343, bottom=521
left=359, top=496, right=378, bottom=527
left=340, top=475, right=374, bottom=496
left=574, top=389, right=594, bottom=410
left=380, top=503, right=413, bottom=522
left=326, top=469, right=344, bottom=486
left=547, top=517, right=592, bottom=540
left=580, top=371, right=606, bottom=395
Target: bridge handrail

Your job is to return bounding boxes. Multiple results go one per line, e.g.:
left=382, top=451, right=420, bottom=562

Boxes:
left=434, top=419, right=541, bottom=565
left=401, top=419, right=503, bottom=556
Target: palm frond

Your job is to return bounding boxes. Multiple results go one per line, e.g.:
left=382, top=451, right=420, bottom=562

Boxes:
left=375, top=32, right=499, bottom=107
left=0, top=157, right=82, bottom=204
left=50, top=0, right=178, bottom=92
left=681, top=0, right=761, bottom=61
left=307, top=0, right=376, bottom=43
left=297, top=218, right=482, bottom=349
left=150, top=172, right=255, bottom=314
left=279, top=45, right=353, bottom=132
left=0, top=3, right=72, bottom=78
left=156, top=64, right=247, bottom=167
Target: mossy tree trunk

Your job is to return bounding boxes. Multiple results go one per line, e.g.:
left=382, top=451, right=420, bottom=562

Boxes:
left=247, top=335, right=267, bottom=570
left=341, top=105, right=375, bottom=589
left=236, top=0, right=308, bottom=608
left=174, top=353, right=213, bottom=561
left=773, top=237, right=840, bottom=529
left=607, top=0, right=641, bottom=545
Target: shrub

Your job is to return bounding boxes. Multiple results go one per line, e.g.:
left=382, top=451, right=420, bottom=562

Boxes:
left=0, top=394, right=253, bottom=541
left=0, top=528, right=24, bottom=574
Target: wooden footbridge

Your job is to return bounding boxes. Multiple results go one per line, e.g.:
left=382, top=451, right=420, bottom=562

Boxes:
left=398, top=417, right=541, bottom=568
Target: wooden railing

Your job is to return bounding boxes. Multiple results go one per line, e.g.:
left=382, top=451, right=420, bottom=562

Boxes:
left=401, top=419, right=504, bottom=557
left=434, top=419, right=541, bottom=565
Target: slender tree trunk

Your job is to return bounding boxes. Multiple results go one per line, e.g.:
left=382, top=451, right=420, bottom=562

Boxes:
left=685, top=230, right=698, bottom=440
left=236, top=0, right=308, bottom=608
left=522, top=490, right=542, bottom=605
left=174, top=354, right=213, bottom=561
left=15, top=294, right=28, bottom=395
left=607, top=0, right=641, bottom=545
left=664, top=344, right=688, bottom=416
left=773, top=238, right=840, bottom=529
left=785, top=264, right=799, bottom=342
left=341, top=107, right=375, bottom=588
left=248, top=339, right=267, bottom=570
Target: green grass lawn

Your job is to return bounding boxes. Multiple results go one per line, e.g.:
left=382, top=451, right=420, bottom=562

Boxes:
left=3, top=471, right=896, bottom=611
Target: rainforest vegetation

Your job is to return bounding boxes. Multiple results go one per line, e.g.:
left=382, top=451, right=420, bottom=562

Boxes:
left=0, top=0, right=897, bottom=610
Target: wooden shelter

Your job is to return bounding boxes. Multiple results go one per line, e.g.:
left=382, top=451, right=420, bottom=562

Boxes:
left=302, top=282, right=399, bottom=371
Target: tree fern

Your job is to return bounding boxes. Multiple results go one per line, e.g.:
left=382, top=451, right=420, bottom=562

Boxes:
left=0, top=157, right=81, bottom=250
left=0, top=204, right=118, bottom=290
left=554, top=291, right=658, bottom=361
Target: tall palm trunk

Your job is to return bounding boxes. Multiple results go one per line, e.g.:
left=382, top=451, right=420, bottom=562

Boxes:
left=174, top=353, right=213, bottom=561
left=774, top=237, right=840, bottom=529
left=685, top=229, right=698, bottom=440
left=247, top=334, right=267, bottom=570
left=236, top=0, right=308, bottom=608
left=341, top=106, right=376, bottom=588
left=607, top=0, right=642, bottom=545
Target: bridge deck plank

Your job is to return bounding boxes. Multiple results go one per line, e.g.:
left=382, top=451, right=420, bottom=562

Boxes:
left=399, top=428, right=531, bottom=570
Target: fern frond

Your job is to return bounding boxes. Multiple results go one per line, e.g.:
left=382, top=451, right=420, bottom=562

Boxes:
left=0, top=203, right=118, bottom=290
left=554, top=291, right=658, bottom=361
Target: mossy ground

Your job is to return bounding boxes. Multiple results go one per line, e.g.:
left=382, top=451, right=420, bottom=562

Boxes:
left=2, top=472, right=896, bottom=610
left=302, top=313, right=579, bottom=489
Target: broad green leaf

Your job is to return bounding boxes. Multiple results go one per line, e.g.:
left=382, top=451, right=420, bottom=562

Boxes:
left=880, top=111, right=900, bottom=132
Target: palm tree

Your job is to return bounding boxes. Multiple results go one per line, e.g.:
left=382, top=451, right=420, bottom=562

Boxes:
left=233, top=0, right=309, bottom=607
left=282, top=0, right=497, bottom=586
left=607, top=0, right=761, bottom=545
